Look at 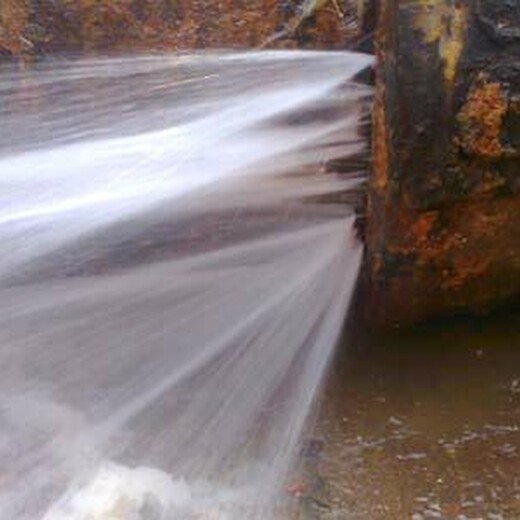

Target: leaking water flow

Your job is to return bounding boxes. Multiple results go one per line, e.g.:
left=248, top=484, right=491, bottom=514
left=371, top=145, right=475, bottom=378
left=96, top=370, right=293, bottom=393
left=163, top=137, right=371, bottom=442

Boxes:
left=0, top=51, right=371, bottom=519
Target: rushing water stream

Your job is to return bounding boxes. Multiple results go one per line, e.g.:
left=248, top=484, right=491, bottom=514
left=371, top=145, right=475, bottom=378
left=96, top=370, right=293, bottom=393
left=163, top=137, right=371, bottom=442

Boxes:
left=0, top=51, right=371, bottom=519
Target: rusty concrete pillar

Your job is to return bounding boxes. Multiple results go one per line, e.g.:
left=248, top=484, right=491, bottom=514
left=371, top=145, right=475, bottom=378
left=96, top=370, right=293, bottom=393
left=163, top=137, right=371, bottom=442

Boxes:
left=367, top=0, right=520, bottom=326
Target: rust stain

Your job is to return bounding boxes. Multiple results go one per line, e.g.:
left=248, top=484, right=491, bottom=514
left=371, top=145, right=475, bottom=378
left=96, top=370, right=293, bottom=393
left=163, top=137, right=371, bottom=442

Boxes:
left=372, top=80, right=389, bottom=193
left=0, top=0, right=28, bottom=55
left=379, top=193, right=520, bottom=321
left=457, top=76, right=508, bottom=159
left=409, top=211, right=437, bottom=244
left=440, top=256, right=490, bottom=291
left=371, top=20, right=389, bottom=195
left=0, top=0, right=354, bottom=56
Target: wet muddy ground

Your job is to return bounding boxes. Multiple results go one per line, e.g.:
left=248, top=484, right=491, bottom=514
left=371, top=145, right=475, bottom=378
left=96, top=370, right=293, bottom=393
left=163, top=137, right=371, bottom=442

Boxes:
left=297, top=310, right=520, bottom=519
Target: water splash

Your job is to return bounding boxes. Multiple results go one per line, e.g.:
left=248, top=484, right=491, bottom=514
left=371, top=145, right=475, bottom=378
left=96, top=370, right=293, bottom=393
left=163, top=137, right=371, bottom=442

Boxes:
left=0, top=51, right=371, bottom=519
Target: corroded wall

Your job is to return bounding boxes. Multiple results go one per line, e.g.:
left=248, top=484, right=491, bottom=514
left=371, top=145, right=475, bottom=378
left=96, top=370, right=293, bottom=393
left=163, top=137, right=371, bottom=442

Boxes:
left=0, top=0, right=357, bottom=57
left=367, top=0, right=520, bottom=325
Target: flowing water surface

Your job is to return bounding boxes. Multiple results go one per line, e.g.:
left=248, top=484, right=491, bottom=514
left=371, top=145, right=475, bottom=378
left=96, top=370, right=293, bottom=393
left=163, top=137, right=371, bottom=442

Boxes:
left=0, top=51, right=371, bottom=519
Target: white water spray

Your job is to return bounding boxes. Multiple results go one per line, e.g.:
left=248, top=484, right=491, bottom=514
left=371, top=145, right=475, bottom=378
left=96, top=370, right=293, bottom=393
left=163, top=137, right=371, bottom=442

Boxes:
left=0, top=51, right=371, bottom=519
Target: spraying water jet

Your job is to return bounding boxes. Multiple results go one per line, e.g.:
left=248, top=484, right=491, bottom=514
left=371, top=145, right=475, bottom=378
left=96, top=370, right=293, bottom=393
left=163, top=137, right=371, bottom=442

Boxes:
left=0, top=50, right=371, bottom=519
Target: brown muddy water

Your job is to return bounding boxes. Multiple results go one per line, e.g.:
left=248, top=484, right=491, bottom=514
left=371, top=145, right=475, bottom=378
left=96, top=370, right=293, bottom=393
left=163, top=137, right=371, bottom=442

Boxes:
left=295, top=310, right=520, bottom=519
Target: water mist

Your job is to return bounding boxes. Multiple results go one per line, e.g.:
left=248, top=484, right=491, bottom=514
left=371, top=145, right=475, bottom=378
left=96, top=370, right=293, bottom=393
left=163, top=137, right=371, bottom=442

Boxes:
left=0, top=51, right=371, bottom=519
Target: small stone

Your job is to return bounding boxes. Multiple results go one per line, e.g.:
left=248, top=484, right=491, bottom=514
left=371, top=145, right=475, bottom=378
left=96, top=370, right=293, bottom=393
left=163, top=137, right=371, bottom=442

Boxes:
left=388, top=416, right=404, bottom=426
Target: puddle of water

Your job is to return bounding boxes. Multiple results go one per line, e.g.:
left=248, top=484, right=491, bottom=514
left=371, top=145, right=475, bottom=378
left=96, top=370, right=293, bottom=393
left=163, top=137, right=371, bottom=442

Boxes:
left=302, top=311, right=520, bottom=519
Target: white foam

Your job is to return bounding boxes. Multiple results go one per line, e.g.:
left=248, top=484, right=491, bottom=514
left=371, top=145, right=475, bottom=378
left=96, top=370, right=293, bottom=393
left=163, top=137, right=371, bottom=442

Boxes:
left=43, top=463, right=191, bottom=520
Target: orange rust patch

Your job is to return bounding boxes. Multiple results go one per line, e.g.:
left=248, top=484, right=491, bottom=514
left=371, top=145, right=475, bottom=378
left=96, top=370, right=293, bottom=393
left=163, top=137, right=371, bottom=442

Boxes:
left=0, top=0, right=28, bottom=55
left=409, top=212, right=437, bottom=244
left=372, top=81, right=389, bottom=193
left=0, top=0, right=354, bottom=56
left=371, top=38, right=389, bottom=194
left=457, top=77, right=508, bottom=159
left=440, top=257, right=491, bottom=291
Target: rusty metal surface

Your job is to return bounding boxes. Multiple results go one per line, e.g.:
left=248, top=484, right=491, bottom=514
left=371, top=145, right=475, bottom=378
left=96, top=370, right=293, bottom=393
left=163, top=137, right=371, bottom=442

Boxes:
left=0, top=0, right=360, bottom=57
left=367, top=0, right=520, bottom=326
